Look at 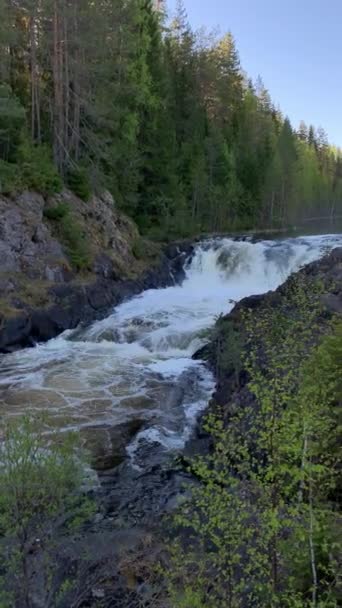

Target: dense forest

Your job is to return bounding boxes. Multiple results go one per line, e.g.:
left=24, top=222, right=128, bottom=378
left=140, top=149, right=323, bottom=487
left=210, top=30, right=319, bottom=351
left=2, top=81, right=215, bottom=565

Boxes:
left=0, top=3, right=341, bottom=607
left=0, top=0, right=341, bottom=237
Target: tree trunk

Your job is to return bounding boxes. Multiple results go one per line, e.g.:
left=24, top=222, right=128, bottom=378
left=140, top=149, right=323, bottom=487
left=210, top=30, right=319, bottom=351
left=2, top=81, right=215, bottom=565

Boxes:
left=52, top=0, right=65, bottom=171
left=71, top=0, right=81, bottom=161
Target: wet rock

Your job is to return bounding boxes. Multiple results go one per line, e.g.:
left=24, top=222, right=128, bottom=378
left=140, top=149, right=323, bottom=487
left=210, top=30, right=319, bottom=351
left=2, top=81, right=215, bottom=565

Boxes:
left=0, top=276, right=16, bottom=295
left=0, top=189, right=146, bottom=350
left=0, top=238, right=189, bottom=352
left=0, top=313, right=33, bottom=352
left=93, top=253, right=118, bottom=279
left=81, top=419, right=146, bottom=472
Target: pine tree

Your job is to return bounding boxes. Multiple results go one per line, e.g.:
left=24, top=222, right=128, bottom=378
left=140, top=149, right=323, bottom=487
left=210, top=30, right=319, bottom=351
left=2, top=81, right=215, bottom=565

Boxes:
left=0, top=0, right=340, bottom=233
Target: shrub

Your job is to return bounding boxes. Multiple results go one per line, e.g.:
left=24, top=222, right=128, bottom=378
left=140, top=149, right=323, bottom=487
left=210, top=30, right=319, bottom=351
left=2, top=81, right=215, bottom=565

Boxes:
left=19, top=142, right=63, bottom=195
left=44, top=202, right=70, bottom=221
left=60, top=215, right=91, bottom=270
left=0, top=159, right=22, bottom=194
left=44, top=204, right=92, bottom=271
left=132, top=237, right=160, bottom=261
left=67, top=167, right=91, bottom=201
left=0, top=415, right=94, bottom=608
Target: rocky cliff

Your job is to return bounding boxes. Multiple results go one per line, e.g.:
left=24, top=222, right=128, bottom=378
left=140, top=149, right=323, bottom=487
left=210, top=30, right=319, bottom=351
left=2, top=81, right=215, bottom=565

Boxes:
left=0, top=190, right=188, bottom=352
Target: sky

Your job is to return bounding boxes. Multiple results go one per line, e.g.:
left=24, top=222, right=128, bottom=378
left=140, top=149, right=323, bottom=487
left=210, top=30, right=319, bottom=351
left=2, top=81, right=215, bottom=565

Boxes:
left=167, top=0, right=342, bottom=146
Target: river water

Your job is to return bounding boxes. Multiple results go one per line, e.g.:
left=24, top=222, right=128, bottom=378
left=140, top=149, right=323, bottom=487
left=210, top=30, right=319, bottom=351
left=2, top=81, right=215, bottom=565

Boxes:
left=0, top=234, right=341, bottom=470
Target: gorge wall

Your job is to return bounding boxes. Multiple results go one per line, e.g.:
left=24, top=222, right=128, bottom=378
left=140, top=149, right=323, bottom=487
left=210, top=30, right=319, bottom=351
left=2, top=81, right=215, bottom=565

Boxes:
left=0, top=191, right=188, bottom=352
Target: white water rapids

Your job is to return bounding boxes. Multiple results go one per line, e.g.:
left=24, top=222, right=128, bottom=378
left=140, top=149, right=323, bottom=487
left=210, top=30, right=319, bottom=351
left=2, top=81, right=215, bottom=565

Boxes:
left=0, top=234, right=341, bottom=469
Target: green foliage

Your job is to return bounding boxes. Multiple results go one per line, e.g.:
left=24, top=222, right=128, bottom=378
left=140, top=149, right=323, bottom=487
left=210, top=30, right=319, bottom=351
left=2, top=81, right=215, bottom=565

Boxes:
left=208, top=315, right=245, bottom=386
left=59, top=215, right=91, bottom=271
left=0, top=0, right=341, bottom=234
left=0, top=144, right=62, bottom=196
left=168, top=277, right=341, bottom=607
left=43, top=202, right=70, bottom=220
left=44, top=203, right=91, bottom=270
left=171, top=588, right=206, bottom=608
left=132, top=236, right=160, bottom=260
left=0, top=415, right=93, bottom=608
left=0, top=159, right=22, bottom=194
left=19, top=143, right=63, bottom=195
left=0, top=84, right=26, bottom=162
left=67, top=167, right=91, bottom=201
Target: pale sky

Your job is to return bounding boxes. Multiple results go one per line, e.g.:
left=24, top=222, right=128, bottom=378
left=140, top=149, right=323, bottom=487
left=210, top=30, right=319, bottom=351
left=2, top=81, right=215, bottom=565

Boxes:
left=167, top=0, right=342, bottom=146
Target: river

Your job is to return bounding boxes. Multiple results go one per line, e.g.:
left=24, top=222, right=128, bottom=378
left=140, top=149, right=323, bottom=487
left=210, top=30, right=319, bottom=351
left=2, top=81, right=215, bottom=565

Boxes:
left=0, top=234, right=341, bottom=472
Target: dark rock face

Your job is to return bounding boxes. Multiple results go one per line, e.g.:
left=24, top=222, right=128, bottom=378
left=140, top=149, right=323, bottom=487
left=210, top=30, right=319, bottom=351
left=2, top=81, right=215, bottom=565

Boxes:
left=82, top=420, right=146, bottom=471
left=0, top=251, right=187, bottom=352
left=0, top=189, right=192, bottom=352
left=0, top=192, right=68, bottom=280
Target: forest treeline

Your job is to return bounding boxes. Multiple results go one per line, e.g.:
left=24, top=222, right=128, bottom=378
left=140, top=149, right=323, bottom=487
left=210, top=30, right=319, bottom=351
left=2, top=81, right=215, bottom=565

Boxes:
left=0, top=0, right=341, bottom=237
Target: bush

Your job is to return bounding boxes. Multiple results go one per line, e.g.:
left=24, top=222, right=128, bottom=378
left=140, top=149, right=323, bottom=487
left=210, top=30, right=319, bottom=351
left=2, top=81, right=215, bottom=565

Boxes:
left=67, top=167, right=91, bottom=201
left=19, top=143, right=63, bottom=195
left=132, top=237, right=160, bottom=260
left=0, top=159, right=22, bottom=194
left=60, top=215, right=91, bottom=270
left=0, top=415, right=94, bottom=608
left=44, top=204, right=91, bottom=271
left=44, top=202, right=70, bottom=221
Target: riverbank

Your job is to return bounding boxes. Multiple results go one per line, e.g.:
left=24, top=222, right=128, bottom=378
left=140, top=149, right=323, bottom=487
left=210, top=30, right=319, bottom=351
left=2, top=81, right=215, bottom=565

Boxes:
left=0, top=190, right=194, bottom=352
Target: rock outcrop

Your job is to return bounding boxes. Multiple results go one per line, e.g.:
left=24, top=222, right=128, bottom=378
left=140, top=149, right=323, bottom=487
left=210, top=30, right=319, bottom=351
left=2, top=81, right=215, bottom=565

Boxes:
left=0, top=190, right=192, bottom=352
left=0, top=191, right=69, bottom=281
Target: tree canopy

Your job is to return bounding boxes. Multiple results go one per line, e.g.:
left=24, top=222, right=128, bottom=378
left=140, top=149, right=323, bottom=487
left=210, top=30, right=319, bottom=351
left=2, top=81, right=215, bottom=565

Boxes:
left=0, top=0, right=340, bottom=236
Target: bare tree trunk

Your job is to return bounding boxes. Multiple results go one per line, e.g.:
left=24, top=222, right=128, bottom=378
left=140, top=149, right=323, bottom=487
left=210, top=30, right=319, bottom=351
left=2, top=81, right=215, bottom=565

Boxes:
left=52, top=0, right=65, bottom=171
left=63, top=3, right=70, bottom=159
left=29, top=2, right=41, bottom=143
left=270, top=190, right=275, bottom=226
left=53, top=0, right=60, bottom=167
left=30, top=13, right=36, bottom=141
left=71, top=0, right=81, bottom=161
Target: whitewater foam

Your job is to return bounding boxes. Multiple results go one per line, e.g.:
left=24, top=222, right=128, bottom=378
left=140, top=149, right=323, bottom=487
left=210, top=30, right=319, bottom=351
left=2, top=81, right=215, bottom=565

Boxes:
left=0, top=234, right=341, bottom=467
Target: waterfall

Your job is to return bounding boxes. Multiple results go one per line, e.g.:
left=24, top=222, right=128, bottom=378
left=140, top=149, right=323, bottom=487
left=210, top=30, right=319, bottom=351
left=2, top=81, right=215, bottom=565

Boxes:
left=0, top=234, right=341, bottom=467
